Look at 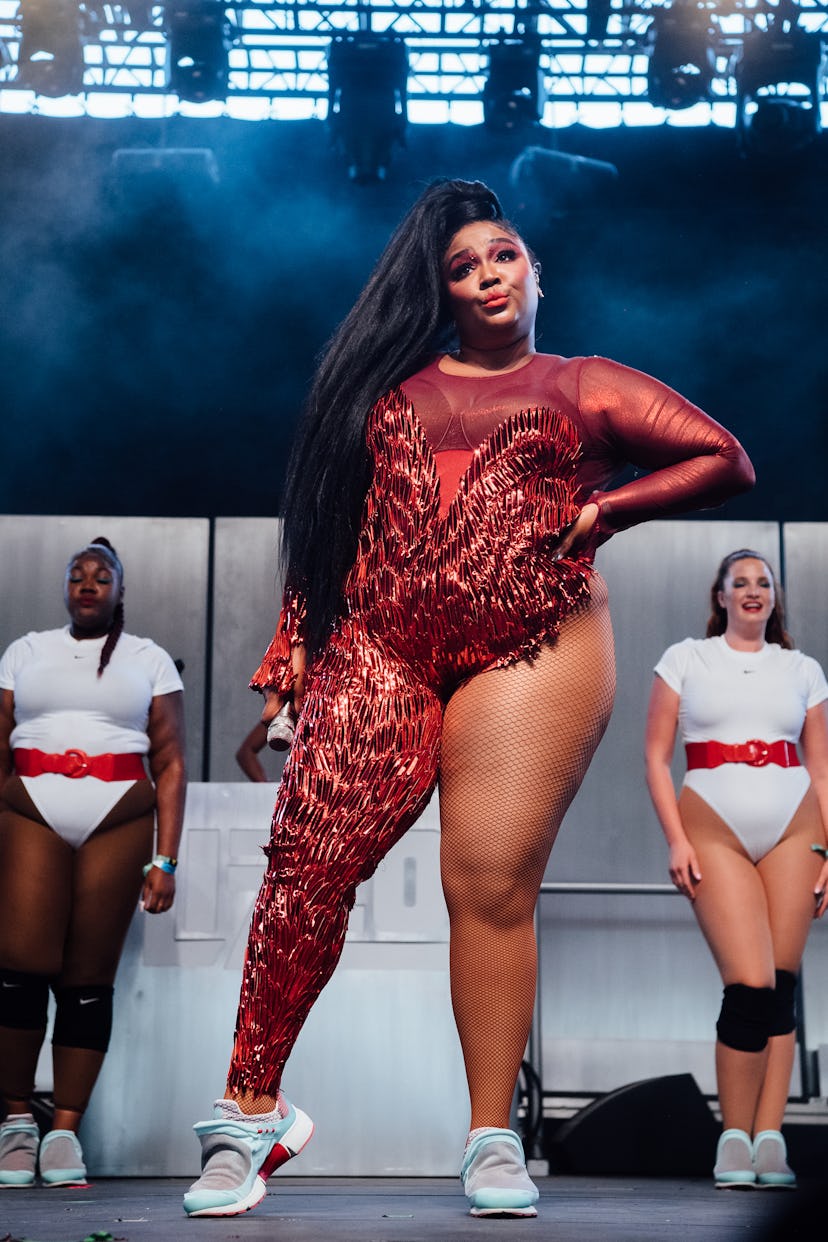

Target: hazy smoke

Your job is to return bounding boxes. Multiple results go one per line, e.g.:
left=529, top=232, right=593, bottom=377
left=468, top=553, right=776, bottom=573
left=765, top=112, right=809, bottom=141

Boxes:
left=0, top=116, right=825, bottom=521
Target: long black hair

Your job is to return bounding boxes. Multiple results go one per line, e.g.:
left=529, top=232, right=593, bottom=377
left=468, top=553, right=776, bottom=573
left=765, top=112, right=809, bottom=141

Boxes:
left=280, top=178, right=510, bottom=659
left=706, top=548, right=793, bottom=649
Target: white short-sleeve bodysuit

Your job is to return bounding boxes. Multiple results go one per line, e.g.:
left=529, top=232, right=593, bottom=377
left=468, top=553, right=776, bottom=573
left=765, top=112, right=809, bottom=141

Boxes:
left=655, top=635, right=828, bottom=862
left=0, top=626, right=184, bottom=847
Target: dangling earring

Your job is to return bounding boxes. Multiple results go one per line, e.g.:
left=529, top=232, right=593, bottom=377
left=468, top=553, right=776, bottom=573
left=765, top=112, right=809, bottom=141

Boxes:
left=533, top=264, right=544, bottom=299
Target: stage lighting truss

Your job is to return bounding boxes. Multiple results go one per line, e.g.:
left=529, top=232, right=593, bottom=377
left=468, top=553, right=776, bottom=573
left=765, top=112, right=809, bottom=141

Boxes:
left=0, top=0, right=827, bottom=127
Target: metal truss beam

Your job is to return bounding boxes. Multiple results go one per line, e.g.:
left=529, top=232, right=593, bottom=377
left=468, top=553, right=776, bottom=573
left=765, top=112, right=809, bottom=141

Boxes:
left=0, top=0, right=827, bottom=109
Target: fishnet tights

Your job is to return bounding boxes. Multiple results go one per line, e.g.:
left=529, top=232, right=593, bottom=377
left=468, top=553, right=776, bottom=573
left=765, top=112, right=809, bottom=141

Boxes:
left=0, top=778, right=154, bottom=1115
left=230, top=1089, right=280, bottom=1115
left=440, top=579, right=615, bottom=1128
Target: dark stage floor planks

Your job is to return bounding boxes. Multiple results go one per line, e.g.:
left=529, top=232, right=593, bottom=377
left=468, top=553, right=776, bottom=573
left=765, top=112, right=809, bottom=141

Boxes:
left=1, top=1175, right=818, bottom=1242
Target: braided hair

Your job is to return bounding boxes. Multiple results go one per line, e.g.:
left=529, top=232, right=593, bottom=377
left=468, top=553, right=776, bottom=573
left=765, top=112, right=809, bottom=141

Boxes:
left=67, top=536, right=125, bottom=676
left=706, top=548, right=793, bottom=649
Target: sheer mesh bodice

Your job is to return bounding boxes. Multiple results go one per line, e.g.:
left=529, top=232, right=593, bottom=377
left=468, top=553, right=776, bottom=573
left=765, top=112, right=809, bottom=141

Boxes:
left=401, top=353, right=751, bottom=530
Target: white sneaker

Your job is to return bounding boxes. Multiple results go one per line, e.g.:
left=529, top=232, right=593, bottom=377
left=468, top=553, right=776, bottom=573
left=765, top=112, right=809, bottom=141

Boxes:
left=0, top=1113, right=39, bottom=1187
left=460, top=1128, right=539, bottom=1217
left=753, top=1130, right=796, bottom=1189
left=713, top=1128, right=756, bottom=1189
left=39, top=1130, right=87, bottom=1186
left=183, top=1094, right=314, bottom=1218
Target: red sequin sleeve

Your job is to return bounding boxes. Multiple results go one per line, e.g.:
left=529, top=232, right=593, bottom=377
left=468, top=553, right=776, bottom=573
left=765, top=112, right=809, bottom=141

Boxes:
left=248, top=586, right=307, bottom=694
left=576, top=357, right=755, bottom=540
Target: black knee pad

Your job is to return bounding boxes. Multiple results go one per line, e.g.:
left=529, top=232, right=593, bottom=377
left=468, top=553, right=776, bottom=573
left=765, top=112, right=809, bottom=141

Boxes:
left=0, top=968, right=49, bottom=1030
left=769, top=969, right=798, bottom=1037
left=716, top=982, right=776, bottom=1052
left=52, top=984, right=114, bottom=1053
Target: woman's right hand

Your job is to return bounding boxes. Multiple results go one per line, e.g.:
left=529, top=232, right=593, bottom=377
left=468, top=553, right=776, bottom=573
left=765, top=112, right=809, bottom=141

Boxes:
left=669, top=839, right=702, bottom=900
left=260, top=643, right=307, bottom=723
left=555, top=502, right=599, bottom=561
left=141, top=864, right=176, bottom=915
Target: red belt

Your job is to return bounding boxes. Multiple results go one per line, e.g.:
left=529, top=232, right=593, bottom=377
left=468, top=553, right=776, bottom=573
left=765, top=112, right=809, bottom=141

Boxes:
left=13, top=748, right=147, bottom=781
left=685, top=740, right=800, bottom=770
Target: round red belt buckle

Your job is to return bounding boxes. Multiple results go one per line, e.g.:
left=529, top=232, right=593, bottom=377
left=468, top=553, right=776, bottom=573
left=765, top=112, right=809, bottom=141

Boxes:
left=64, top=748, right=90, bottom=777
left=744, top=739, right=770, bottom=767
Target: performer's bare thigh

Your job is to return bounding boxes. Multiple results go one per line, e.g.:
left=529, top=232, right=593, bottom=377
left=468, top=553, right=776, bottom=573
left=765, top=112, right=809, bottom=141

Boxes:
left=757, top=784, right=824, bottom=971
left=0, top=776, right=154, bottom=984
left=679, top=785, right=823, bottom=986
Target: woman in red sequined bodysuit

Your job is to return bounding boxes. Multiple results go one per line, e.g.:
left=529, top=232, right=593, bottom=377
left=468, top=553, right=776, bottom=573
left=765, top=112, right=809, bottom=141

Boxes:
left=184, top=180, right=754, bottom=1220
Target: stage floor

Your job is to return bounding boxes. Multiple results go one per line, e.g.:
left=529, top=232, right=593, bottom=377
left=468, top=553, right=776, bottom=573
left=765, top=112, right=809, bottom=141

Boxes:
left=1, top=1175, right=817, bottom=1242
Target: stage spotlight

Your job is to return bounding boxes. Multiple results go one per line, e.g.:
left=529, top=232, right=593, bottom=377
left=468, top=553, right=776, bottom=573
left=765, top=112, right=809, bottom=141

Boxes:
left=327, top=34, right=408, bottom=184
left=165, top=0, right=233, bottom=104
left=646, top=0, right=716, bottom=110
left=483, top=39, right=546, bottom=132
left=735, top=18, right=827, bottom=156
left=15, top=0, right=86, bottom=97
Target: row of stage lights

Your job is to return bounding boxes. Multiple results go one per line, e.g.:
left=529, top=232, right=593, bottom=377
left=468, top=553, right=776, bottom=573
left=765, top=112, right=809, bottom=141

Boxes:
left=647, top=0, right=827, bottom=157
left=6, top=0, right=827, bottom=170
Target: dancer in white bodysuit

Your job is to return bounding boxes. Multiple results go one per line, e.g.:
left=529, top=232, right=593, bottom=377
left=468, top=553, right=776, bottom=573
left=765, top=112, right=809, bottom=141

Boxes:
left=0, top=538, right=186, bottom=1188
left=646, top=549, right=828, bottom=1190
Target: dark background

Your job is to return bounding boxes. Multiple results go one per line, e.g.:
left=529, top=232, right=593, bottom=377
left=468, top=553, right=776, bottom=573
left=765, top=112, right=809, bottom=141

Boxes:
left=1, top=112, right=825, bottom=521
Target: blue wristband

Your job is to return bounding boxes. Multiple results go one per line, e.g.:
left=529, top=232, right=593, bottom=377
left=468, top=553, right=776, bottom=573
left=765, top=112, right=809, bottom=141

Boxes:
left=143, top=854, right=178, bottom=876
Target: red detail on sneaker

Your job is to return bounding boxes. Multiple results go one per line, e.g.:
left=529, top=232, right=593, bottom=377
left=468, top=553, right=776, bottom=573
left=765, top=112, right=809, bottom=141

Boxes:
left=259, top=1143, right=291, bottom=1179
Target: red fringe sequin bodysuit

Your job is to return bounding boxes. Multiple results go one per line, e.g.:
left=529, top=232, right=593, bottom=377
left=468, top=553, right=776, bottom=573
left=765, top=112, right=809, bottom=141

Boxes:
left=227, top=354, right=753, bottom=1095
